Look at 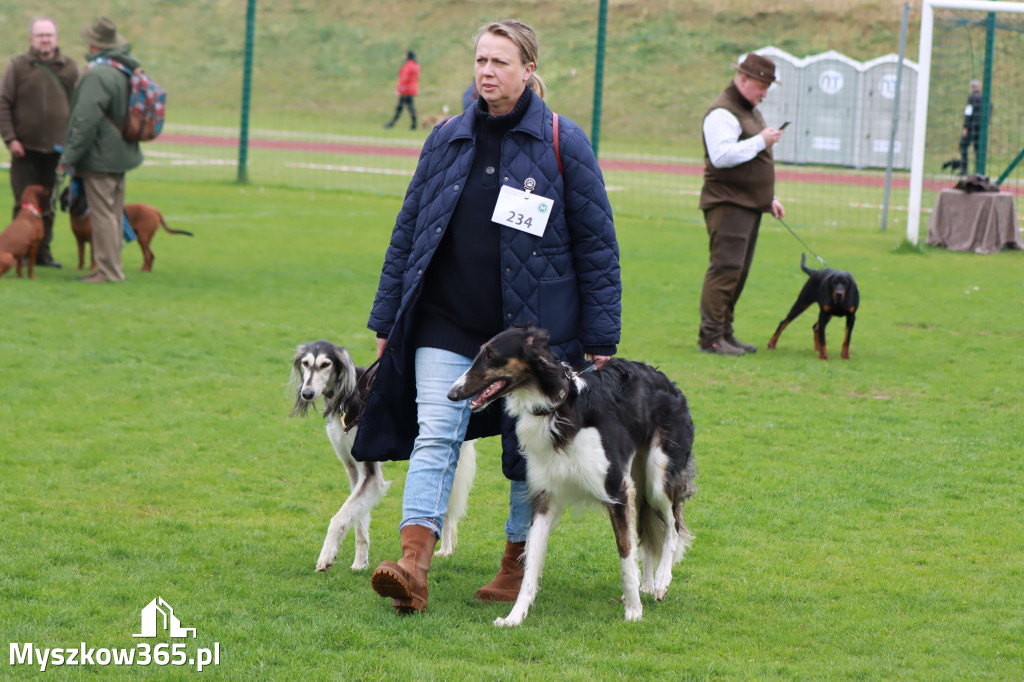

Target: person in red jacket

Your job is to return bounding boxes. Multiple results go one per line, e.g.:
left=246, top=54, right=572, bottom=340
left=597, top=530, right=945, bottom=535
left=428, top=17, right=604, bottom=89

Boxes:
left=385, top=50, right=419, bottom=130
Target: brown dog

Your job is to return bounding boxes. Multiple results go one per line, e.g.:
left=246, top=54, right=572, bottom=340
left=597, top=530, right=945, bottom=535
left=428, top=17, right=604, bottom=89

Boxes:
left=420, top=114, right=446, bottom=129
left=60, top=186, right=193, bottom=272
left=0, top=185, right=50, bottom=279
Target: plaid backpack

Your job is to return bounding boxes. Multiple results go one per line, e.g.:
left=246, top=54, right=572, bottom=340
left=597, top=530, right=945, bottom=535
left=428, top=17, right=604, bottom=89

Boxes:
left=90, top=57, right=166, bottom=142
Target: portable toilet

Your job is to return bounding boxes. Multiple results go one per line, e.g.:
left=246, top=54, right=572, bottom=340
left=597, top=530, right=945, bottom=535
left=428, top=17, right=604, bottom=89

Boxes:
left=854, top=54, right=918, bottom=169
left=747, top=47, right=803, bottom=163
left=796, top=50, right=862, bottom=166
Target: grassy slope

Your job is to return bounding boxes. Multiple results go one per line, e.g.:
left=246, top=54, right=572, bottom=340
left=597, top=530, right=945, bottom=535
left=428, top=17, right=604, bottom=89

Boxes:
left=0, top=0, right=918, bottom=150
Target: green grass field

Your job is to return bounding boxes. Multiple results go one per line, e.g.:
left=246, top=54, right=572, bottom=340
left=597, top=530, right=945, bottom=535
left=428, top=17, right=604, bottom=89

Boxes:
left=2, top=179, right=1022, bottom=679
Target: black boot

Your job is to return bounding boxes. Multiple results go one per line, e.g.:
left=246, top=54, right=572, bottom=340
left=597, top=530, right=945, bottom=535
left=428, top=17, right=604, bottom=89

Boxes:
left=385, top=104, right=402, bottom=129
left=35, top=222, right=61, bottom=267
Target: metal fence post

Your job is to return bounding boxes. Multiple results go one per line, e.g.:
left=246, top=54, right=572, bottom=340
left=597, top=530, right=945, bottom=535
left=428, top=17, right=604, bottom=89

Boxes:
left=881, top=2, right=910, bottom=232
left=591, top=0, right=608, bottom=157
left=978, top=11, right=995, bottom=176
left=237, top=0, right=257, bottom=184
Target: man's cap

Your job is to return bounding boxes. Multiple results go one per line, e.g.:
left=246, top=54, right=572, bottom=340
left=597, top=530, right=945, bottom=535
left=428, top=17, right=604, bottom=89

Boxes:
left=80, top=16, right=126, bottom=50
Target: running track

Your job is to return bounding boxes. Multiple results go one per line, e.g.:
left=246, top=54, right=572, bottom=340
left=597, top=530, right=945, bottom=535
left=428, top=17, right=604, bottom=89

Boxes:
left=156, top=132, right=992, bottom=194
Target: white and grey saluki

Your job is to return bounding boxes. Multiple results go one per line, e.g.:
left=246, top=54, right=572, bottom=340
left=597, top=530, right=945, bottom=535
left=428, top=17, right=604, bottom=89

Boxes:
left=291, top=340, right=476, bottom=571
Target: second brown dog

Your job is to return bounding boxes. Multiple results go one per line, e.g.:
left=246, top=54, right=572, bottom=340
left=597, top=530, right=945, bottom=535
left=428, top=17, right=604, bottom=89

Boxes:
left=60, top=187, right=193, bottom=272
left=420, top=114, right=446, bottom=129
left=0, top=185, right=50, bottom=279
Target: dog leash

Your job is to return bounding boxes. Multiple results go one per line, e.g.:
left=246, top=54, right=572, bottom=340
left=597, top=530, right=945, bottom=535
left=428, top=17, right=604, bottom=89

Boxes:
left=775, top=216, right=826, bottom=266
left=342, top=358, right=381, bottom=434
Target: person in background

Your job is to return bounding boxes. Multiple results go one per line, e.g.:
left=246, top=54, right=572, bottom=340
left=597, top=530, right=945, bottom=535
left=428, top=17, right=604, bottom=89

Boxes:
left=462, top=80, right=477, bottom=110
left=698, top=53, right=785, bottom=356
left=354, top=19, right=621, bottom=615
left=0, top=15, right=79, bottom=268
left=959, top=79, right=984, bottom=176
left=59, top=16, right=143, bottom=283
left=384, top=50, right=419, bottom=130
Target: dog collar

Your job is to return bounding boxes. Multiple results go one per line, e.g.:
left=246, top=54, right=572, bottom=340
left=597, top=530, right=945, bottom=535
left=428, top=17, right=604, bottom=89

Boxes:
left=22, top=203, right=42, bottom=218
left=529, top=368, right=575, bottom=416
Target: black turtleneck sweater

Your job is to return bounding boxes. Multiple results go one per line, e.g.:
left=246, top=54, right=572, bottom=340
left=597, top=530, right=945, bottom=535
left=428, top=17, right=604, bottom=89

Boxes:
left=413, top=88, right=533, bottom=359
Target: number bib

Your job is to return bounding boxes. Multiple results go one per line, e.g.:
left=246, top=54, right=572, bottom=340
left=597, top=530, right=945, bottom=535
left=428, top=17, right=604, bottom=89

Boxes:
left=491, top=185, right=555, bottom=237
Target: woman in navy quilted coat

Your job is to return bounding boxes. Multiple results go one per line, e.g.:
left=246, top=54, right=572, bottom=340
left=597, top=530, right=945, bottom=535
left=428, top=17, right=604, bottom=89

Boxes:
left=354, top=20, right=621, bottom=615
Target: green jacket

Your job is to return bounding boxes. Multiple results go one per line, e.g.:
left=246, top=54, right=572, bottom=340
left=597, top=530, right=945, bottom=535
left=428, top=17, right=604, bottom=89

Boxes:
left=61, top=46, right=143, bottom=173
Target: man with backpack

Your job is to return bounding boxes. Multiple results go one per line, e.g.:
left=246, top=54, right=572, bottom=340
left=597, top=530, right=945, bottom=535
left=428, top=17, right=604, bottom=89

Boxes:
left=0, top=16, right=79, bottom=268
left=60, top=16, right=143, bottom=283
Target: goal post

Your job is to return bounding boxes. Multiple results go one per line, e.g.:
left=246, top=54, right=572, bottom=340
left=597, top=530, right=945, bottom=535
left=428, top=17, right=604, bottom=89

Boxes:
left=908, top=0, right=1024, bottom=244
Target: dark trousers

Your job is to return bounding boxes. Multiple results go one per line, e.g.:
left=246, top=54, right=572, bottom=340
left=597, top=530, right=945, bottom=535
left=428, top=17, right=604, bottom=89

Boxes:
left=699, top=204, right=761, bottom=346
left=959, top=129, right=979, bottom=175
left=387, top=95, right=417, bottom=128
left=10, top=150, right=60, bottom=261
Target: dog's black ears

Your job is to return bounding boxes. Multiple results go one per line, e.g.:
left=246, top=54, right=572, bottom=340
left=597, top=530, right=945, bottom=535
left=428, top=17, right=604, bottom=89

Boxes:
left=520, top=326, right=564, bottom=377
left=520, top=324, right=550, bottom=352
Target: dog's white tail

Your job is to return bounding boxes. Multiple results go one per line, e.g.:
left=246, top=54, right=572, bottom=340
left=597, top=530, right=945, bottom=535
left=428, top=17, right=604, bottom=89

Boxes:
left=438, top=440, right=477, bottom=556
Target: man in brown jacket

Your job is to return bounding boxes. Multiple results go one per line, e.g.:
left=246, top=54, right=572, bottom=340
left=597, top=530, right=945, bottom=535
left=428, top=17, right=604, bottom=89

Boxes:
left=0, top=16, right=79, bottom=268
left=698, top=53, right=786, bottom=356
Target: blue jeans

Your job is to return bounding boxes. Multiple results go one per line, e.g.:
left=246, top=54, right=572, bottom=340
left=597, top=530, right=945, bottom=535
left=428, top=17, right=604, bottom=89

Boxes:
left=401, top=347, right=532, bottom=543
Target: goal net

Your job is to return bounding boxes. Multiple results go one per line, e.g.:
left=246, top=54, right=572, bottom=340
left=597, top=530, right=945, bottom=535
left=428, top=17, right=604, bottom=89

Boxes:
left=908, top=0, right=1024, bottom=243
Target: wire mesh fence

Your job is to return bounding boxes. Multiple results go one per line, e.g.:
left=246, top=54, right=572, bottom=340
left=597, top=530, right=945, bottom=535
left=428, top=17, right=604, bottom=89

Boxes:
left=923, top=7, right=1024, bottom=198
left=5, top=0, right=1019, bottom=235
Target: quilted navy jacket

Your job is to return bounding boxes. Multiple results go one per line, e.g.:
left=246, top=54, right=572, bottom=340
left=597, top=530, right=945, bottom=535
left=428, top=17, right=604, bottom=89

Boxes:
left=351, top=93, right=621, bottom=480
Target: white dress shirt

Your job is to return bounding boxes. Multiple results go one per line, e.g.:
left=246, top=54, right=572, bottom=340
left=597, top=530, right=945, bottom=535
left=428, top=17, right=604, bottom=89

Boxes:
left=703, top=108, right=766, bottom=169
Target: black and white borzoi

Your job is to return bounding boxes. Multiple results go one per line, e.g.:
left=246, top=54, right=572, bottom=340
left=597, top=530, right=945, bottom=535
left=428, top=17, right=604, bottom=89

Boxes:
left=447, top=326, right=696, bottom=626
left=291, top=340, right=476, bottom=571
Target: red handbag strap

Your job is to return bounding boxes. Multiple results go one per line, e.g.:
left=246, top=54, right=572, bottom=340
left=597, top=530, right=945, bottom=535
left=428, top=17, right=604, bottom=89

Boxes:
left=553, top=112, right=563, bottom=177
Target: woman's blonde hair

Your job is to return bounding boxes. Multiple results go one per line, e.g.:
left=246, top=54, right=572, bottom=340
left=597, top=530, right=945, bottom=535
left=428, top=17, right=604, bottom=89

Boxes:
left=475, top=20, right=546, bottom=99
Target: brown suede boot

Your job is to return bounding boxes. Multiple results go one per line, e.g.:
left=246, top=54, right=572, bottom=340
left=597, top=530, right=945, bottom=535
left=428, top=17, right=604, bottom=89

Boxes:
left=371, top=524, right=437, bottom=614
left=474, top=540, right=526, bottom=602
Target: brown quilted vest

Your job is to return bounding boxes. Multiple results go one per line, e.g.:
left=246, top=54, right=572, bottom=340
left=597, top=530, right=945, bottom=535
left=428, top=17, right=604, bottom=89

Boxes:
left=699, top=81, right=775, bottom=212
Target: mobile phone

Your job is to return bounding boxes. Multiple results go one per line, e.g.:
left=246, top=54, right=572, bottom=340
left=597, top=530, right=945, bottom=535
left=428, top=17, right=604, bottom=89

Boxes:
left=779, top=121, right=791, bottom=130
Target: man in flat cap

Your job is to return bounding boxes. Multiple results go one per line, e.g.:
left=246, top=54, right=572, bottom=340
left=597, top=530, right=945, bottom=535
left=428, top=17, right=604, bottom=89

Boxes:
left=60, top=16, right=143, bottom=283
left=697, top=53, right=786, bottom=355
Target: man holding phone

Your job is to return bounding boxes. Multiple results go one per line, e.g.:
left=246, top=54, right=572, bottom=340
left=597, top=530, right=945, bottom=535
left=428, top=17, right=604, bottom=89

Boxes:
left=697, top=53, right=786, bottom=356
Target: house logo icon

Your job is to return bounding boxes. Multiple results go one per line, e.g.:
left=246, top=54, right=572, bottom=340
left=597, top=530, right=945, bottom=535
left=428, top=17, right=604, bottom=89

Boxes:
left=133, top=597, right=196, bottom=638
